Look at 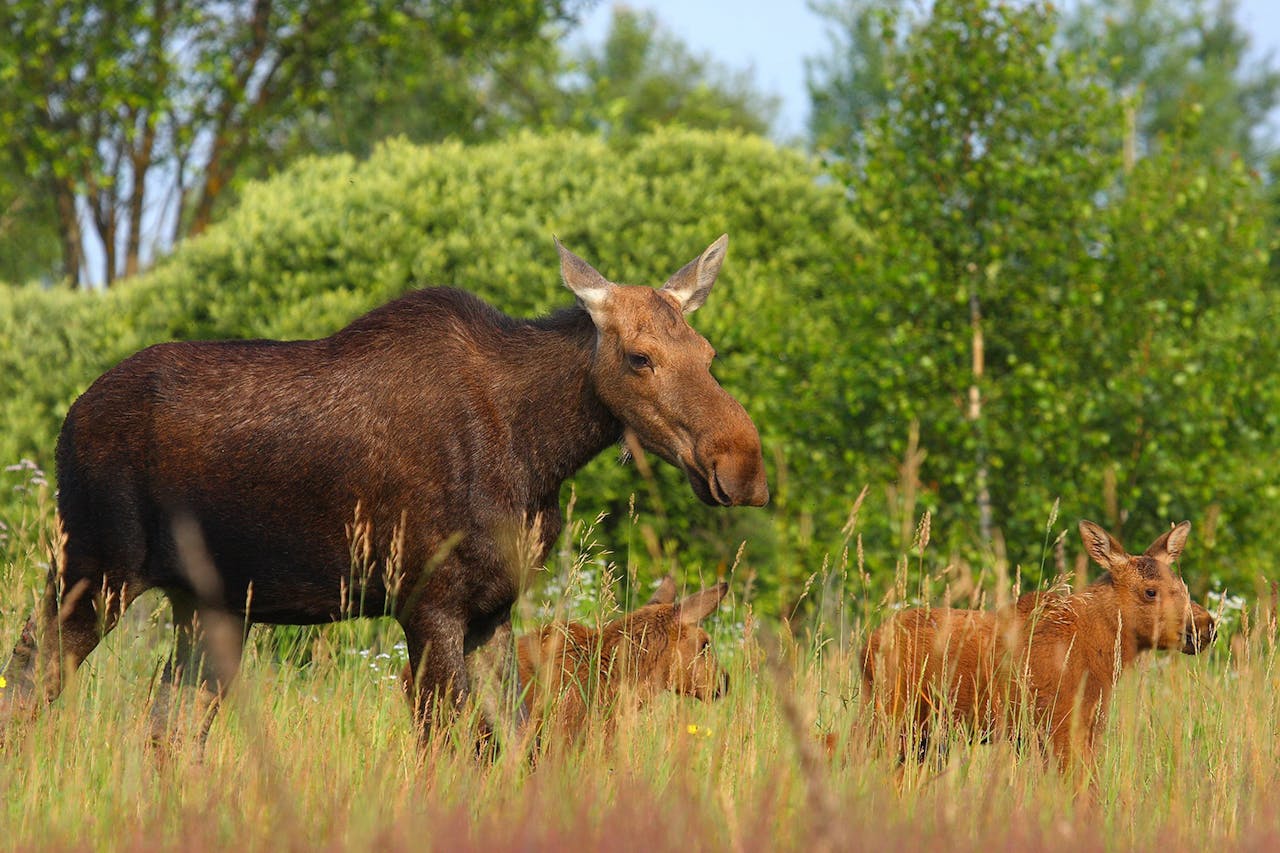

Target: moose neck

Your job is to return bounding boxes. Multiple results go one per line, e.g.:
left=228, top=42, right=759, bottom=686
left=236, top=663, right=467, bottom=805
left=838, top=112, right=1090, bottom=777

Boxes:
left=1072, top=581, right=1141, bottom=672
left=502, top=307, right=622, bottom=500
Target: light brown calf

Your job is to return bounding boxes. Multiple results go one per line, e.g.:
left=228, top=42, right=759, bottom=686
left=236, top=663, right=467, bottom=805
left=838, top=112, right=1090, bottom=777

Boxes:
left=862, top=520, right=1216, bottom=776
left=516, top=579, right=730, bottom=741
left=400, top=579, right=729, bottom=744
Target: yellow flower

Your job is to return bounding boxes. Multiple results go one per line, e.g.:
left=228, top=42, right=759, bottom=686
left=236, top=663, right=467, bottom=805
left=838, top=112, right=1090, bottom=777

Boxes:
left=686, top=724, right=698, bottom=735
left=0, top=676, right=6, bottom=689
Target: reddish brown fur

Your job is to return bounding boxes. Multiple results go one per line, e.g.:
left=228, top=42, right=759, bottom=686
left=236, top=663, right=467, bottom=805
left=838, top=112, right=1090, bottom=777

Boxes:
left=0, top=237, right=765, bottom=747
left=398, top=578, right=729, bottom=743
left=514, top=581, right=729, bottom=741
left=862, top=520, right=1216, bottom=775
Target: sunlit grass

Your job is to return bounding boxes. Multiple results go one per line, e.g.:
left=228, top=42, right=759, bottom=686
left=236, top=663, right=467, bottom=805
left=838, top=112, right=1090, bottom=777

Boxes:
left=0, top=470, right=1276, bottom=851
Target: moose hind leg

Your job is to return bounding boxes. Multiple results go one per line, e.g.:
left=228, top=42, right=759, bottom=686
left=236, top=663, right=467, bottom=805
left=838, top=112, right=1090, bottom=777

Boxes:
left=1, top=560, right=138, bottom=723
left=148, top=594, right=246, bottom=752
left=0, top=616, right=40, bottom=723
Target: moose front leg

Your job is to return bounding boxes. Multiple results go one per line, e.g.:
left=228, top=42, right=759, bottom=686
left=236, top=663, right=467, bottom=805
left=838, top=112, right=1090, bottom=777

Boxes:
left=400, top=609, right=469, bottom=744
left=148, top=595, right=246, bottom=755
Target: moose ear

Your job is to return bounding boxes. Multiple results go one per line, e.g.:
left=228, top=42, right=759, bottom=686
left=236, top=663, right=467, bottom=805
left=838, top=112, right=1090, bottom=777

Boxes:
left=645, top=575, right=678, bottom=606
left=661, top=234, right=728, bottom=315
left=556, top=237, right=613, bottom=322
left=1145, top=521, right=1191, bottom=565
left=676, top=582, right=728, bottom=625
left=1079, top=520, right=1127, bottom=569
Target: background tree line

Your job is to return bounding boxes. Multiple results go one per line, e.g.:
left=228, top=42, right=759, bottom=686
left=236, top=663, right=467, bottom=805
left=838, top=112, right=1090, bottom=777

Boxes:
left=0, top=0, right=1277, bottom=615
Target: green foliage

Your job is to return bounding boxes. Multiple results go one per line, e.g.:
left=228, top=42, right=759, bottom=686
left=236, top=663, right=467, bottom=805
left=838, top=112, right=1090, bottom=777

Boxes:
left=262, top=1, right=582, bottom=158
left=814, top=0, right=1276, bottom=591
left=0, top=0, right=579, bottom=286
left=1061, top=0, right=1280, bottom=166
left=0, top=155, right=60, bottom=284
left=558, top=7, right=780, bottom=138
left=805, top=0, right=903, bottom=157
left=0, top=129, right=863, bottom=614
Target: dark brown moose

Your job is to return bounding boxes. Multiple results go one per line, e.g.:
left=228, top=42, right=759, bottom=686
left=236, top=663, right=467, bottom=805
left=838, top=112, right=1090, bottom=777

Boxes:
left=0, top=235, right=767, bottom=746
left=862, top=520, right=1215, bottom=778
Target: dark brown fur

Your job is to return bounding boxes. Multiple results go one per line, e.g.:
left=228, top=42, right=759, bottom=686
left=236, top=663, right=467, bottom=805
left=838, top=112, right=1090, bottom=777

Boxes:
left=0, top=237, right=766, bottom=746
left=862, top=520, right=1215, bottom=776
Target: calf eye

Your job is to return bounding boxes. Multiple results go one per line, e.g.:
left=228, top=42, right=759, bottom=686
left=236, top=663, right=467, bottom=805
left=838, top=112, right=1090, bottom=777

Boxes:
left=627, top=352, right=652, bottom=372
left=1144, top=588, right=1158, bottom=600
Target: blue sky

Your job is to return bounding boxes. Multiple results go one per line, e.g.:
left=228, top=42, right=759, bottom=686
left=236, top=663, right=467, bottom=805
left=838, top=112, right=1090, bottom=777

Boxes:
left=576, top=0, right=1280, bottom=141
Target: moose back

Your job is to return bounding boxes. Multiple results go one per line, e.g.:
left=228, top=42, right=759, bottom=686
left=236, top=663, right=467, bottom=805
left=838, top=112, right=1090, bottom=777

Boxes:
left=0, top=235, right=767, bottom=744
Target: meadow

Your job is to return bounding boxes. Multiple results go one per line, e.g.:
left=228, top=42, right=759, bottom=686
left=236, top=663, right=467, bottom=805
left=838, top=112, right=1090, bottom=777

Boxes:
left=0, top=463, right=1275, bottom=853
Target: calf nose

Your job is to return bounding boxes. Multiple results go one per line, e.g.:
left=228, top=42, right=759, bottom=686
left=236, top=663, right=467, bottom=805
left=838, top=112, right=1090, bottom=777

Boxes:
left=716, top=669, right=730, bottom=699
left=1183, top=612, right=1216, bottom=654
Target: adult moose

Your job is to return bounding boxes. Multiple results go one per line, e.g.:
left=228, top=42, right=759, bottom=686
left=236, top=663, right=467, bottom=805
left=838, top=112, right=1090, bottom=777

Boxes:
left=0, top=235, right=767, bottom=747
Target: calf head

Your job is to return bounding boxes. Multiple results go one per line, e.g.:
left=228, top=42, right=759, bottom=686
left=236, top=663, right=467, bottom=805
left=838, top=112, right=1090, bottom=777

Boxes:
left=557, top=237, right=768, bottom=507
left=1079, top=520, right=1216, bottom=654
left=614, top=581, right=730, bottom=702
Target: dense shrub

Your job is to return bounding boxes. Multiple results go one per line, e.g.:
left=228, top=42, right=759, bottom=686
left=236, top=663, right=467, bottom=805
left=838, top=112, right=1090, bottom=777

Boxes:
left=0, top=129, right=866, bottom=611
left=0, top=112, right=1273, bottom=615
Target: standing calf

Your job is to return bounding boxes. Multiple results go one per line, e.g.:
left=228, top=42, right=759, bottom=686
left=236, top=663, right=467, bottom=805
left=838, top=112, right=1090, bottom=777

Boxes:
left=862, top=520, right=1216, bottom=776
left=0, top=235, right=767, bottom=747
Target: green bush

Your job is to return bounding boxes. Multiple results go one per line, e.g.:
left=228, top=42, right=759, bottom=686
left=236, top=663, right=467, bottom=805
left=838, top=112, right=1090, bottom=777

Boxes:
left=0, top=113, right=1273, bottom=615
left=0, top=129, right=866, bottom=611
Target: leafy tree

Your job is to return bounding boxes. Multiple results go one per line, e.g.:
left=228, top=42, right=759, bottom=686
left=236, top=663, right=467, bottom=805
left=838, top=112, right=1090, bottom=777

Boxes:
left=805, top=0, right=903, bottom=157
left=268, top=1, right=586, bottom=160
left=559, top=7, right=780, bottom=138
left=815, top=0, right=1274, bottom=590
left=0, top=155, right=60, bottom=284
left=1062, top=0, right=1280, bottom=165
left=829, top=0, right=1121, bottom=553
left=0, top=0, right=577, bottom=287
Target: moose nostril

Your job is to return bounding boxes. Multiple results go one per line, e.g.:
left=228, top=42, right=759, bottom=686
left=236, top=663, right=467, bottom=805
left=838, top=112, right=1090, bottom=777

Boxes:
left=711, top=453, right=768, bottom=508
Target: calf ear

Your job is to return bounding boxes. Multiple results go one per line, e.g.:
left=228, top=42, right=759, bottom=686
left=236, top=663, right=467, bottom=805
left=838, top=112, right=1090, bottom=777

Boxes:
left=676, top=582, right=728, bottom=625
left=556, top=237, right=614, bottom=324
left=645, top=575, right=678, bottom=606
left=1144, top=521, right=1191, bottom=565
left=1079, top=520, right=1127, bottom=569
left=661, top=234, right=728, bottom=314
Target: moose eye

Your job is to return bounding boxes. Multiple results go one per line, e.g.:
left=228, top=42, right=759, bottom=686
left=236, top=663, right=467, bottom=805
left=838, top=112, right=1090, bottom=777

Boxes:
left=1144, top=588, right=1158, bottom=600
left=627, top=352, right=652, bottom=372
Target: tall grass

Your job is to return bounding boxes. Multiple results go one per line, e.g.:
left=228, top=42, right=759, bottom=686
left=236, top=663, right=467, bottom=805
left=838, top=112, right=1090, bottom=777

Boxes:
left=0, top=462, right=1276, bottom=852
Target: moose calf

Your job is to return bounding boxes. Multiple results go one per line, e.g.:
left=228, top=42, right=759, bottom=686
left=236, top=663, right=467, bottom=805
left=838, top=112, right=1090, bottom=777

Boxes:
left=862, top=520, right=1216, bottom=777
left=518, top=579, right=729, bottom=741
left=407, top=579, right=730, bottom=746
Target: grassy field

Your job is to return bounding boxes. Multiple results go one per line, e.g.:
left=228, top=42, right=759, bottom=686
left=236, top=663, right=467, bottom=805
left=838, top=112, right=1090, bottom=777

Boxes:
left=0, top=471, right=1276, bottom=852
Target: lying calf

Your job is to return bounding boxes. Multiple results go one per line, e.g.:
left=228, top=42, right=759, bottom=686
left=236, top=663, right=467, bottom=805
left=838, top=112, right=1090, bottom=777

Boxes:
left=403, top=578, right=729, bottom=745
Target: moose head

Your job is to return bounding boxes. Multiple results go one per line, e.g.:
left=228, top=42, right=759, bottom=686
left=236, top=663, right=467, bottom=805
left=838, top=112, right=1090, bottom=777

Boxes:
left=557, top=236, right=768, bottom=508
